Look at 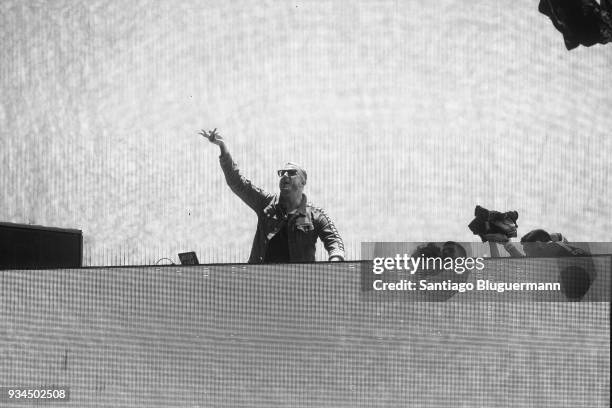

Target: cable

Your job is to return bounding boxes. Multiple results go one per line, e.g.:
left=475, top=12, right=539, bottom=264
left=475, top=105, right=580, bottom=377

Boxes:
left=155, top=257, right=175, bottom=265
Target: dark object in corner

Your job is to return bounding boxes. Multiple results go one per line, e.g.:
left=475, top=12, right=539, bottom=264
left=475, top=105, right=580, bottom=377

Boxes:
left=178, top=251, right=199, bottom=265
left=468, top=205, right=519, bottom=242
left=0, top=222, right=82, bottom=269
left=539, top=0, right=612, bottom=49
left=559, top=265, right=592, bottom=300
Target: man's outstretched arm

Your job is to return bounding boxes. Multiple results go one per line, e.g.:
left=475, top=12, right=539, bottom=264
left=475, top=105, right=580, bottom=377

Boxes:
left=200, top=129, right=272, bottom=213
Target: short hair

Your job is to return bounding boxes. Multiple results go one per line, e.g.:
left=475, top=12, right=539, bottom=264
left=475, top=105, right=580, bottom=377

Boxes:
left=520, top=229, right=551, bottom=243
left=442, top=241, right=467, bottom=258
left=411, top=242, right=441, bottom=258
left=279, top=162, right=307, bottom=185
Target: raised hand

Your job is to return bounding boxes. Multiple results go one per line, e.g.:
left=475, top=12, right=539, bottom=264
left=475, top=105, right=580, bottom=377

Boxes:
left=199, top=128, right=224, bottom=145
left=482, top=233, right=509, bottom=243
left=199, top=128, right=228, bottom=154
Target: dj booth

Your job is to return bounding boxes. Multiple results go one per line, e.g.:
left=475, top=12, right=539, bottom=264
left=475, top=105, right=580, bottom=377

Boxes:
left=0, top=260, right=609, bottom=407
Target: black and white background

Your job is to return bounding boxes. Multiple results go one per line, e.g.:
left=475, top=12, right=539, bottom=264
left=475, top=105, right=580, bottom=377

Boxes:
left=0, top=1, right=609, bottom=407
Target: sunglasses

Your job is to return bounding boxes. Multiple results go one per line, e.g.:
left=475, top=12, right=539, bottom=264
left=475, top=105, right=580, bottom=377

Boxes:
left=277, top=169, right=299, bottom=177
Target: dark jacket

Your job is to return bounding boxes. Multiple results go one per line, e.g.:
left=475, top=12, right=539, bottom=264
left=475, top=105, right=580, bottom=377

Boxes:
left=219, top=153, right=345, bottom=263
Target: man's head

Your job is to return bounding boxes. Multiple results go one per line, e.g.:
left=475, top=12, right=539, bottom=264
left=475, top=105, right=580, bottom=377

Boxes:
left=520, top=229, right=552, bottom=257
left=442, top=241, right=467, bottom=259
left=277, top=162, right=307, bottom=195
left=520, top=229, right=551, bottom=243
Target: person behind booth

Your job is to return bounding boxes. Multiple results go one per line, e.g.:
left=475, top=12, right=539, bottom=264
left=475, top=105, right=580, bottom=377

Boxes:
left=200, top=128, right=345, bottom=264
left=484, top=229, right=588, bottom=258
left=485, top=229, right=594, bottom=301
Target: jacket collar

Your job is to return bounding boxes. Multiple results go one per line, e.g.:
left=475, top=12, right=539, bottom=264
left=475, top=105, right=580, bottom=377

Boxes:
left=264, top=194, right=308, bottom=217
left=295, top=194, right=308, bottom=216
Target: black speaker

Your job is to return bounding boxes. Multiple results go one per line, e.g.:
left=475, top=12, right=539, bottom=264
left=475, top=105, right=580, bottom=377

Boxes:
left=0, top=222, right=82, bottom=269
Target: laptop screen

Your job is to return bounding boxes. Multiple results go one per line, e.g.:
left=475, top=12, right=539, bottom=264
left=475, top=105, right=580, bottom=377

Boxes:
left=178, top=251, right=199, bottom=265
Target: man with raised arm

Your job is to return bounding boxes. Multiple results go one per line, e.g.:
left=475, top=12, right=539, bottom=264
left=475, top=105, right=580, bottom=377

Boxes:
left=200, top=129, right=345, bottom=264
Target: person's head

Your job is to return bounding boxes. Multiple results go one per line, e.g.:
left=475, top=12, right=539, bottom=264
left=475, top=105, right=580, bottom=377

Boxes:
left=520, top=229, right=552, bottom=256
left=277, top=162, right=307, bottom=196
left=442, top=241, right=467, bottom=259
left=520, top=229, right=552, bottom=243
left=411, top=243, right=442, bottom=258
